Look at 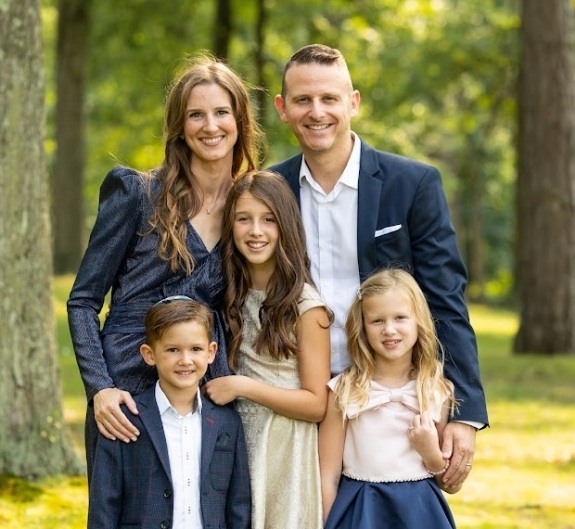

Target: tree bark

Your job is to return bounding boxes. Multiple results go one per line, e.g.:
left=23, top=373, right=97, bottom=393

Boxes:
left=0, top=0, right=81, bottom=477
left=213, top=0, right=231, bottom=60
left=255, top=0, right=268, bottom=130
left=514, top=0, right=575, bottom=354
left=52, top=0, right=89, bottom=274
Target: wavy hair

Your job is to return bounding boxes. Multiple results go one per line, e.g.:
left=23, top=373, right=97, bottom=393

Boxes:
left=148, top=55, right=265, bottom=274
left=335, top=268, right=456, bottom=417
left=221, top=171, right=315, bottom=369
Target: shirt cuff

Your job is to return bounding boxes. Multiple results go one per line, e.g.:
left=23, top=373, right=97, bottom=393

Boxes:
left=454, top=420, right=484, bottom=430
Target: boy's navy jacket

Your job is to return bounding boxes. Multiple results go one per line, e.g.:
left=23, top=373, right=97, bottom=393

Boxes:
left=88, top=386, right=251, bottom=529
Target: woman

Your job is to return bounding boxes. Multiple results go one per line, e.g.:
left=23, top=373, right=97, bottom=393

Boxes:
left=67, top=55, right=264, bottom=479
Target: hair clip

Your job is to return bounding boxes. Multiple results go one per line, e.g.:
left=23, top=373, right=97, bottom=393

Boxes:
left=153, top=295, right=193, bottom=306
left=357, top=288, right=363, bottom=300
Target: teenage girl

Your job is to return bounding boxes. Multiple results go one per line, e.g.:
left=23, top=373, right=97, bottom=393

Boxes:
left=320, top=268, right=460, bottom=529
left=204, top=170, right=331, bottom=529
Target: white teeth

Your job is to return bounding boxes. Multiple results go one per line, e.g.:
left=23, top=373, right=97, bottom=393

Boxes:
left=248, top=242, right=266, bottom=249
left=202, top=137, right=223, bottom=145
left=308, top=125, right=329, bottom=130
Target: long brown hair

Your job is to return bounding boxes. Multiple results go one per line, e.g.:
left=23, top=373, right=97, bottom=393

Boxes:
left=221, top=171, right=314, bottom=369
left=336, top=269, right=457, bottom=416
left=149, top=55, right=265, bottom=274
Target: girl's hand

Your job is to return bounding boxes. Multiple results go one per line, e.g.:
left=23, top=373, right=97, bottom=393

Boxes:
left=203, top=375, right=248, bottom=405
left=408, top=411, right=443, bottom=468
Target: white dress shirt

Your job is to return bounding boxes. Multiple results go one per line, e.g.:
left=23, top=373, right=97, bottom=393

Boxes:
left=155, top=382, right=203, bottom=529
left=299, top=132, right=362, bottom=374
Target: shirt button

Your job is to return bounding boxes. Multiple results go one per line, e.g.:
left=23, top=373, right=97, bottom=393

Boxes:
left=163, top=489, right=172, bottom=499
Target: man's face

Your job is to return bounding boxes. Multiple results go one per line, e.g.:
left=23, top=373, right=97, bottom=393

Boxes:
left=274, top=62, right=360, bottom=157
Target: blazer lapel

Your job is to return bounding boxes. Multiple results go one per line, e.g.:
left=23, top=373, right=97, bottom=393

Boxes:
left=357, top=142, right=383, bottom=279
left=137, top=387, right=172, bottom=479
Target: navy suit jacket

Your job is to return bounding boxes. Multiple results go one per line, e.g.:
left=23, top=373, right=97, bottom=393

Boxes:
left=88, top=386, right=251, bottom=529
left=270, top=139, right=488, bottom=425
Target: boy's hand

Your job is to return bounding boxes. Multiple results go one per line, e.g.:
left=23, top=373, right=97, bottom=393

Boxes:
left=94, top=387, right=139, bottom=443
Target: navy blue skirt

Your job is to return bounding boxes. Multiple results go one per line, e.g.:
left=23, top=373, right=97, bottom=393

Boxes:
left=324, top=475, right=456, bottom=529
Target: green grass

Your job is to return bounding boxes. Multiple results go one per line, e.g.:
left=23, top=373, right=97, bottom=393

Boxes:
left=2, top=277, right=575, bottom=528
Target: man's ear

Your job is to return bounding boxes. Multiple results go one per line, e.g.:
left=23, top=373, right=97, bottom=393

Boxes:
left=350, top=89, right=361, bottom=118
left=140, top=344, right=156, bottom=367
left=274, top=94, right=289, bottom=123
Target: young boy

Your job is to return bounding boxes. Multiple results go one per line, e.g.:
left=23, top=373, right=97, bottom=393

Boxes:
left=88, top=296, right=251, bottom=529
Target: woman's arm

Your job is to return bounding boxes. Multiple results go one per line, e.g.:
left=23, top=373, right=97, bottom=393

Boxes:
left=319, top=390, right=345, bottom=523
left=204, top=306, right=331, bottom=422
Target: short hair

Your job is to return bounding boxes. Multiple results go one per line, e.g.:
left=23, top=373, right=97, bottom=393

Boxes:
left=281, top=44, right=349, bottom=97
left=144, top=299, right=213, bottom=345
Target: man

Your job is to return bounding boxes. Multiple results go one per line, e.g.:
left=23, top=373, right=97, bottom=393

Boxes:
left=270, top=44, right=488, bottom=490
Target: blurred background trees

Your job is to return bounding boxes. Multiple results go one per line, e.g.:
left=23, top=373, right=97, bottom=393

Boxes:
left=39, top=0, right=573, bottom=353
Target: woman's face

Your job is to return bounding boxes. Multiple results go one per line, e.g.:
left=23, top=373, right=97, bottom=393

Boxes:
left=183, top=82, right=238, bottom=166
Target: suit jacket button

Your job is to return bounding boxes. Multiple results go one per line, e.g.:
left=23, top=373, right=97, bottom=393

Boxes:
left=160, top=521, right=171, bottom=529
left=163, top=489, right=172, bottom=499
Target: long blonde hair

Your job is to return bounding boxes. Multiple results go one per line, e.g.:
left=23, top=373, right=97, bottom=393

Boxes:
left=335, top=268, right=456, bottom=416
left=148, top=55, right=265, bottom=274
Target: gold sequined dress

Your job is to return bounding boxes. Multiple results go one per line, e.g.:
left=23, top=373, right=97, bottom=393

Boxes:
left=234, top=284, right=325, bottom=529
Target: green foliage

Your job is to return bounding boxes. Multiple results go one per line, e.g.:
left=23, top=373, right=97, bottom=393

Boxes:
left=40, top=0, right=520, bottom=297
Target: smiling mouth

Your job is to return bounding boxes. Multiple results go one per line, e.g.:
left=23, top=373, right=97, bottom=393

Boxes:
left=201, top=136, right=224, bottom=145
left=307, top=124, right=330, bottom=131
left=247, top=242, right=267, bottom=249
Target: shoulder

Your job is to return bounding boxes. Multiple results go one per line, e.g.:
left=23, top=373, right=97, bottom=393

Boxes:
left=268, top=153, right=302, bottom=177
left=202, top=395, right=242, bottom=425
left=359, top=139, right=441, bottom=183
left=298, top=283, right=326, bottom=314
left=99, top=165, right=151, bottom=201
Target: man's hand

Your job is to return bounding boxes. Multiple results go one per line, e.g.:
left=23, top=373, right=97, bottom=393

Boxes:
left=440, top=422, right=476, bottom=489
left=93, top=388, right=139, bottom=443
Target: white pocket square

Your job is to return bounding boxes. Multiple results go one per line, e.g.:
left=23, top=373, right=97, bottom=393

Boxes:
left=375, top=224, right=402, bottom=237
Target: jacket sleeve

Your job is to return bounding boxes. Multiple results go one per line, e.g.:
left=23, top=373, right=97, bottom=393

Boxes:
left=408, top=167, right=488, bottom=425
left=67, top=166, right=144, bottom=402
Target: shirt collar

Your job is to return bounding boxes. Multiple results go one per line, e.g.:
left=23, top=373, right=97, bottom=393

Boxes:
left=155, top=381, right=202, bottom=417
left=299, top=131, right=361, bottom=190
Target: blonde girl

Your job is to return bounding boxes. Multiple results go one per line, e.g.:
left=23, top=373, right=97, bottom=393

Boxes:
left=320, top=268, right=459, bottom=529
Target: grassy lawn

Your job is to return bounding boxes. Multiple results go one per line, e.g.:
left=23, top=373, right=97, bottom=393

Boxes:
left=1, top=276, right=574, bottom=528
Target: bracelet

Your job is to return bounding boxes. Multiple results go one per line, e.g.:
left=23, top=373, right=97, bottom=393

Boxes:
left=426, top=460, right=449, bottom=476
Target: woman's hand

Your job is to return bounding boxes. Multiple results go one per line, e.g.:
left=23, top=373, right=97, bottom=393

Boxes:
left=93, top=387, right=139, bottom=442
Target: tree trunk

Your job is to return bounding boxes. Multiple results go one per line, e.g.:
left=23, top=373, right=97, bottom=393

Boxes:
left=0, top=0, right=81, bottom=477
left=514, top=0, right=575, bottom=354
left=52, top=0, right=89, bottom=274
left=255, top=0, right=268, bottom=131
left=213, top=0, right=231, bottom=60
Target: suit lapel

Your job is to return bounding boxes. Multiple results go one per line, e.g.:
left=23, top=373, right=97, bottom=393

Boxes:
left=200, top=397, right=219, bottom=482
left=137, top=387, right=172, bottom=479
left=357, top=142, right=384, bottom=279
